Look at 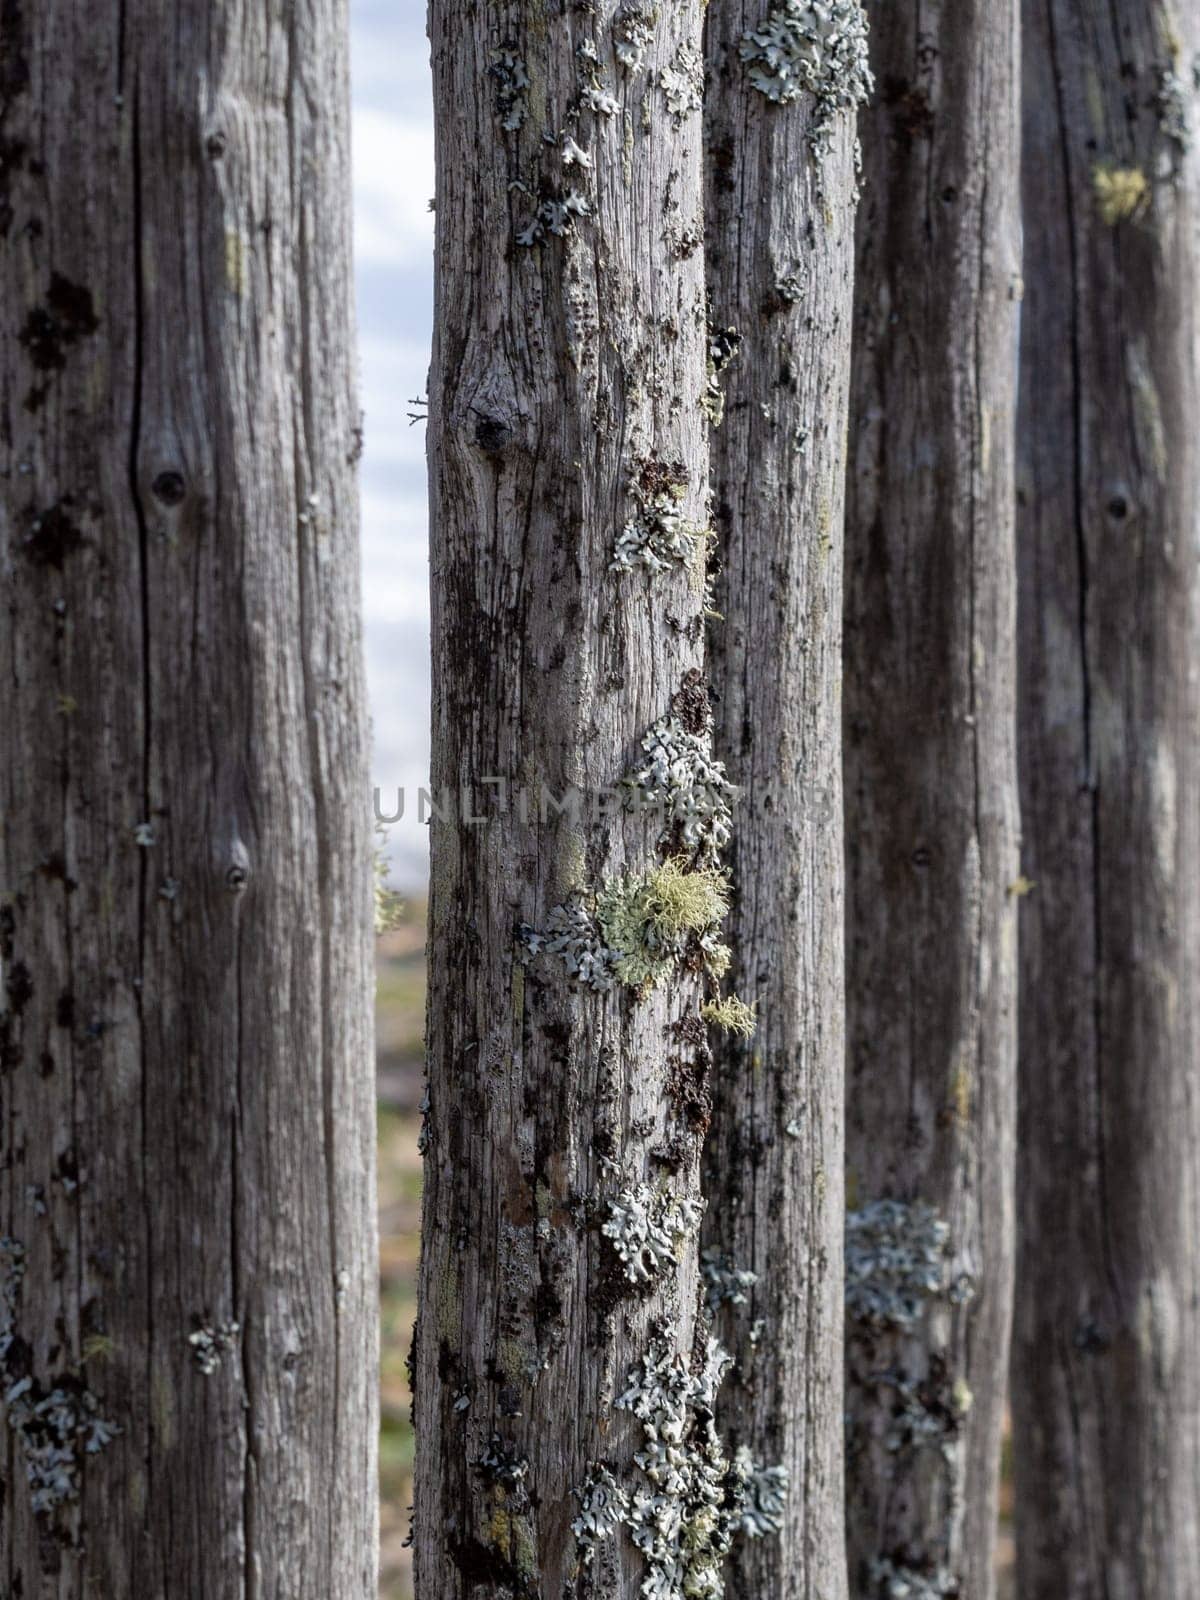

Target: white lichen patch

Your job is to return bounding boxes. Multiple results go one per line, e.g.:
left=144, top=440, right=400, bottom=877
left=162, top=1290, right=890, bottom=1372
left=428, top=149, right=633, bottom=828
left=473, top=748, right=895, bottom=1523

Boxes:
left=616, top=1337, right=762, bottom=1599
left=870, top=1558, right=959, bottom=1599
left=188, top=1319, right=240, bottom=1376
left=560, top=134, right=593, bottom=169
left=611, top=474, right=710, bottom=583
left=573, top=1464, right=630, bottom=1560
left=703, top=322, right=742, bottom=426
left=740, top=0, right=873, bottom=156
left=489, top=48, right=530, bottom=132
left=701, top=1248, right=758, bottom=1312
left=615, top=7, right=654, bottom=72
left=1155, top=62, right=1194, bottom=168
left=602, top=1184, right=703, bottom=1285
left=845, top=1199, right=974, bottom=1331
left=516, top=189, right=592, bottom=248
left=1, top=1237, right=119, bottom=1515
left=623, top=714, right=736, bottom=862
left=519, top=899, right=617, bottom=992
left=660, top=43, right=705, bottom=119
left=733, top=1450, right=790, bottom=1538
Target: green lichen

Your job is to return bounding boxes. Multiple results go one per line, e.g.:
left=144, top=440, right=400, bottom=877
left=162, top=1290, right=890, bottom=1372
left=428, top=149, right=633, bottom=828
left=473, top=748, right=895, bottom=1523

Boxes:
left=701, top=994, right=757, bottom=1037
left=1092, top=164, right=1149, bottom=224
left=597, top=859, right=730, bottom=990
left=740, top=0, right=873, bottom=156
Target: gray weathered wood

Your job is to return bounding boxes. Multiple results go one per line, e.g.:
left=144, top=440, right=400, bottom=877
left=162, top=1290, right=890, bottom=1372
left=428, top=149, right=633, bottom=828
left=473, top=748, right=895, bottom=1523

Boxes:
left=1014, top=5, right=1200, bottom=1595
left=415, top=5, right=749, bottom=1598
left=842, top=3, right=1021, bottom=1595
left=0, top=2, right=377, bottom=1593
left=699, top=6, right=865, bottom=1599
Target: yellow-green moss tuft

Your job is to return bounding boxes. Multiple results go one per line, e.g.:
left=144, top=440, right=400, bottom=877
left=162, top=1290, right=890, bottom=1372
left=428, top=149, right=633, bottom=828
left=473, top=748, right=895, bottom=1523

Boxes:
left=1093, top=165, right=1149, bottom=225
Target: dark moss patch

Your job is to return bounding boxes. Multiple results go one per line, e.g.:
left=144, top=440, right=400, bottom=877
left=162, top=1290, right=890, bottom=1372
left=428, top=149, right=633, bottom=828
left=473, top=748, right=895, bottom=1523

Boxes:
left=5, top=959, right=32, bottom=1015
left=881, top=75, right=935, bottom=146
left=21, top=503, right=86, bottom=569
left=19, top=273, right=99, bottom=373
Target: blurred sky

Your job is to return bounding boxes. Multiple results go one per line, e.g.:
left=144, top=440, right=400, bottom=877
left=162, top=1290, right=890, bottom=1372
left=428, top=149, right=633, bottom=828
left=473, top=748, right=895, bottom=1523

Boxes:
left=351, top=0, right=434, bottom=886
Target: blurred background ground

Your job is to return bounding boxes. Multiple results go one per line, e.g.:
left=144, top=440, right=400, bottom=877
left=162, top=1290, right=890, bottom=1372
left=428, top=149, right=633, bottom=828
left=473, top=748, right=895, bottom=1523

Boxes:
left=373, top=908, right=1016, bottom=1600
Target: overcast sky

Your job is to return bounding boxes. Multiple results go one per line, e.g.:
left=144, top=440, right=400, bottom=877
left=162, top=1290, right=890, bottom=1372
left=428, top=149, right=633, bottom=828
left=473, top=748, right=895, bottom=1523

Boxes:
left=351, top=0, right=434, bottom=885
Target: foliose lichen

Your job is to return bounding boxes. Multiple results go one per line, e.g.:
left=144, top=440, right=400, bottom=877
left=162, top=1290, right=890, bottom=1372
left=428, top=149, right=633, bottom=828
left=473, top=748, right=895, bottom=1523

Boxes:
left=601, top=1183, right=703, bottom=1285
left=701, top=1247, right=758, bottom=1313
left=869, top=1558, right=958, bottom=1599
left=734, top=1450, right=790, bottom=1538
left=516, top=189, right=592, bottom=248
left=610, top=460, right=711, bottom=586
left=740, top=1, right=873, bottom=156
left=622, top=714, right=736, bottom=863
left=188, top=1319, right=240, bottom=1376
left=702, top=322, right=742, bottom=427
left=489, top=48, right=530, bottom=132
left=520, top=898, right=617, bottom=992
left=522, top=859, right=730, bottom=996
left=573, top=1463, right=630, bottom=1561
left=615, top=1338, right=753, bottom=1599
left=845, top=1199, right=974, bottom=1331
left=1, top=1237, right=119, bottom=1515
left=1155, top=61, right=1194, bottom=169
left=596, top=859, right=731, bottom=990
left=873, top=1359, right=972, bottom=1460
left=577, top=38, right=622, bottom=116
left=660, top=43, right=705, bottom=120
left=615, top=6, right=654, bottom=72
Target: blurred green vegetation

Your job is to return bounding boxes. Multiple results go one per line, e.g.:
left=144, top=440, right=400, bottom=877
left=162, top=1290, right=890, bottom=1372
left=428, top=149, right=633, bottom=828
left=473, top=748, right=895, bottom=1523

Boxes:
left=377, top=901, right=425, bottom=1600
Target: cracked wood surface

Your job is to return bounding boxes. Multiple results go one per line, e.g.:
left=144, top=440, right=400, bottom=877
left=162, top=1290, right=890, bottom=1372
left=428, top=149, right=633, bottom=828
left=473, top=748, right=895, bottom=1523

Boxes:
left=0, top=2, right=376, bottom=1593
left=1014, top=3, right=1200, bottom=1595
left=416, top=5, right=717, bottom=1597
left=700, top=6, right=861, bottom=1599
left=842, top=3, right=1021, bottom=1596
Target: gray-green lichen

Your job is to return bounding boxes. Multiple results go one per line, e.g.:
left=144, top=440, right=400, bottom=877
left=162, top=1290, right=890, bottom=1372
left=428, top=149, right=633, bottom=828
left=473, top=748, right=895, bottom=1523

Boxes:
left=572, top=1464, right=630, bottom=1561
left=516, top=189, right=591, bottom=248
left=1, top=1237, right=118, bottom=1514
left=597, top=860, right=731, bottom=989
left=578, top=38, right=622, bottom=117
left=521, top=859, right=730, bottom=994
left=520, top=898, right=616, bottom=991
left=660, top=43, right=705, bottom=120
left=702, top=322, right=741, bottom=427
left=615, top=1337, right=781, bottom=1599
left=574, top=1342, right=788, bottom=1595
left=188, top=1319, right=240, bottom=1376
left=489, top=48, right=530, bottom=132
left=615, top=6, right=654, bottom=72
left=845, top=1199, right=974, bottom=1331
left=1155, top=60, right=1195, bottom=170
left=622, top=713, right=736, bottom=863
left=740, top=0, right=873, bottom=156
left=869, top=1558, right=958, bottom=1599
left=611, top=461, right=710, bottom=584
left=701, top=1247, right=758, bottom=1312
left=735, top=1451, right=790, bottom=1538
left=601, top=1183, right=703, bottom=1285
